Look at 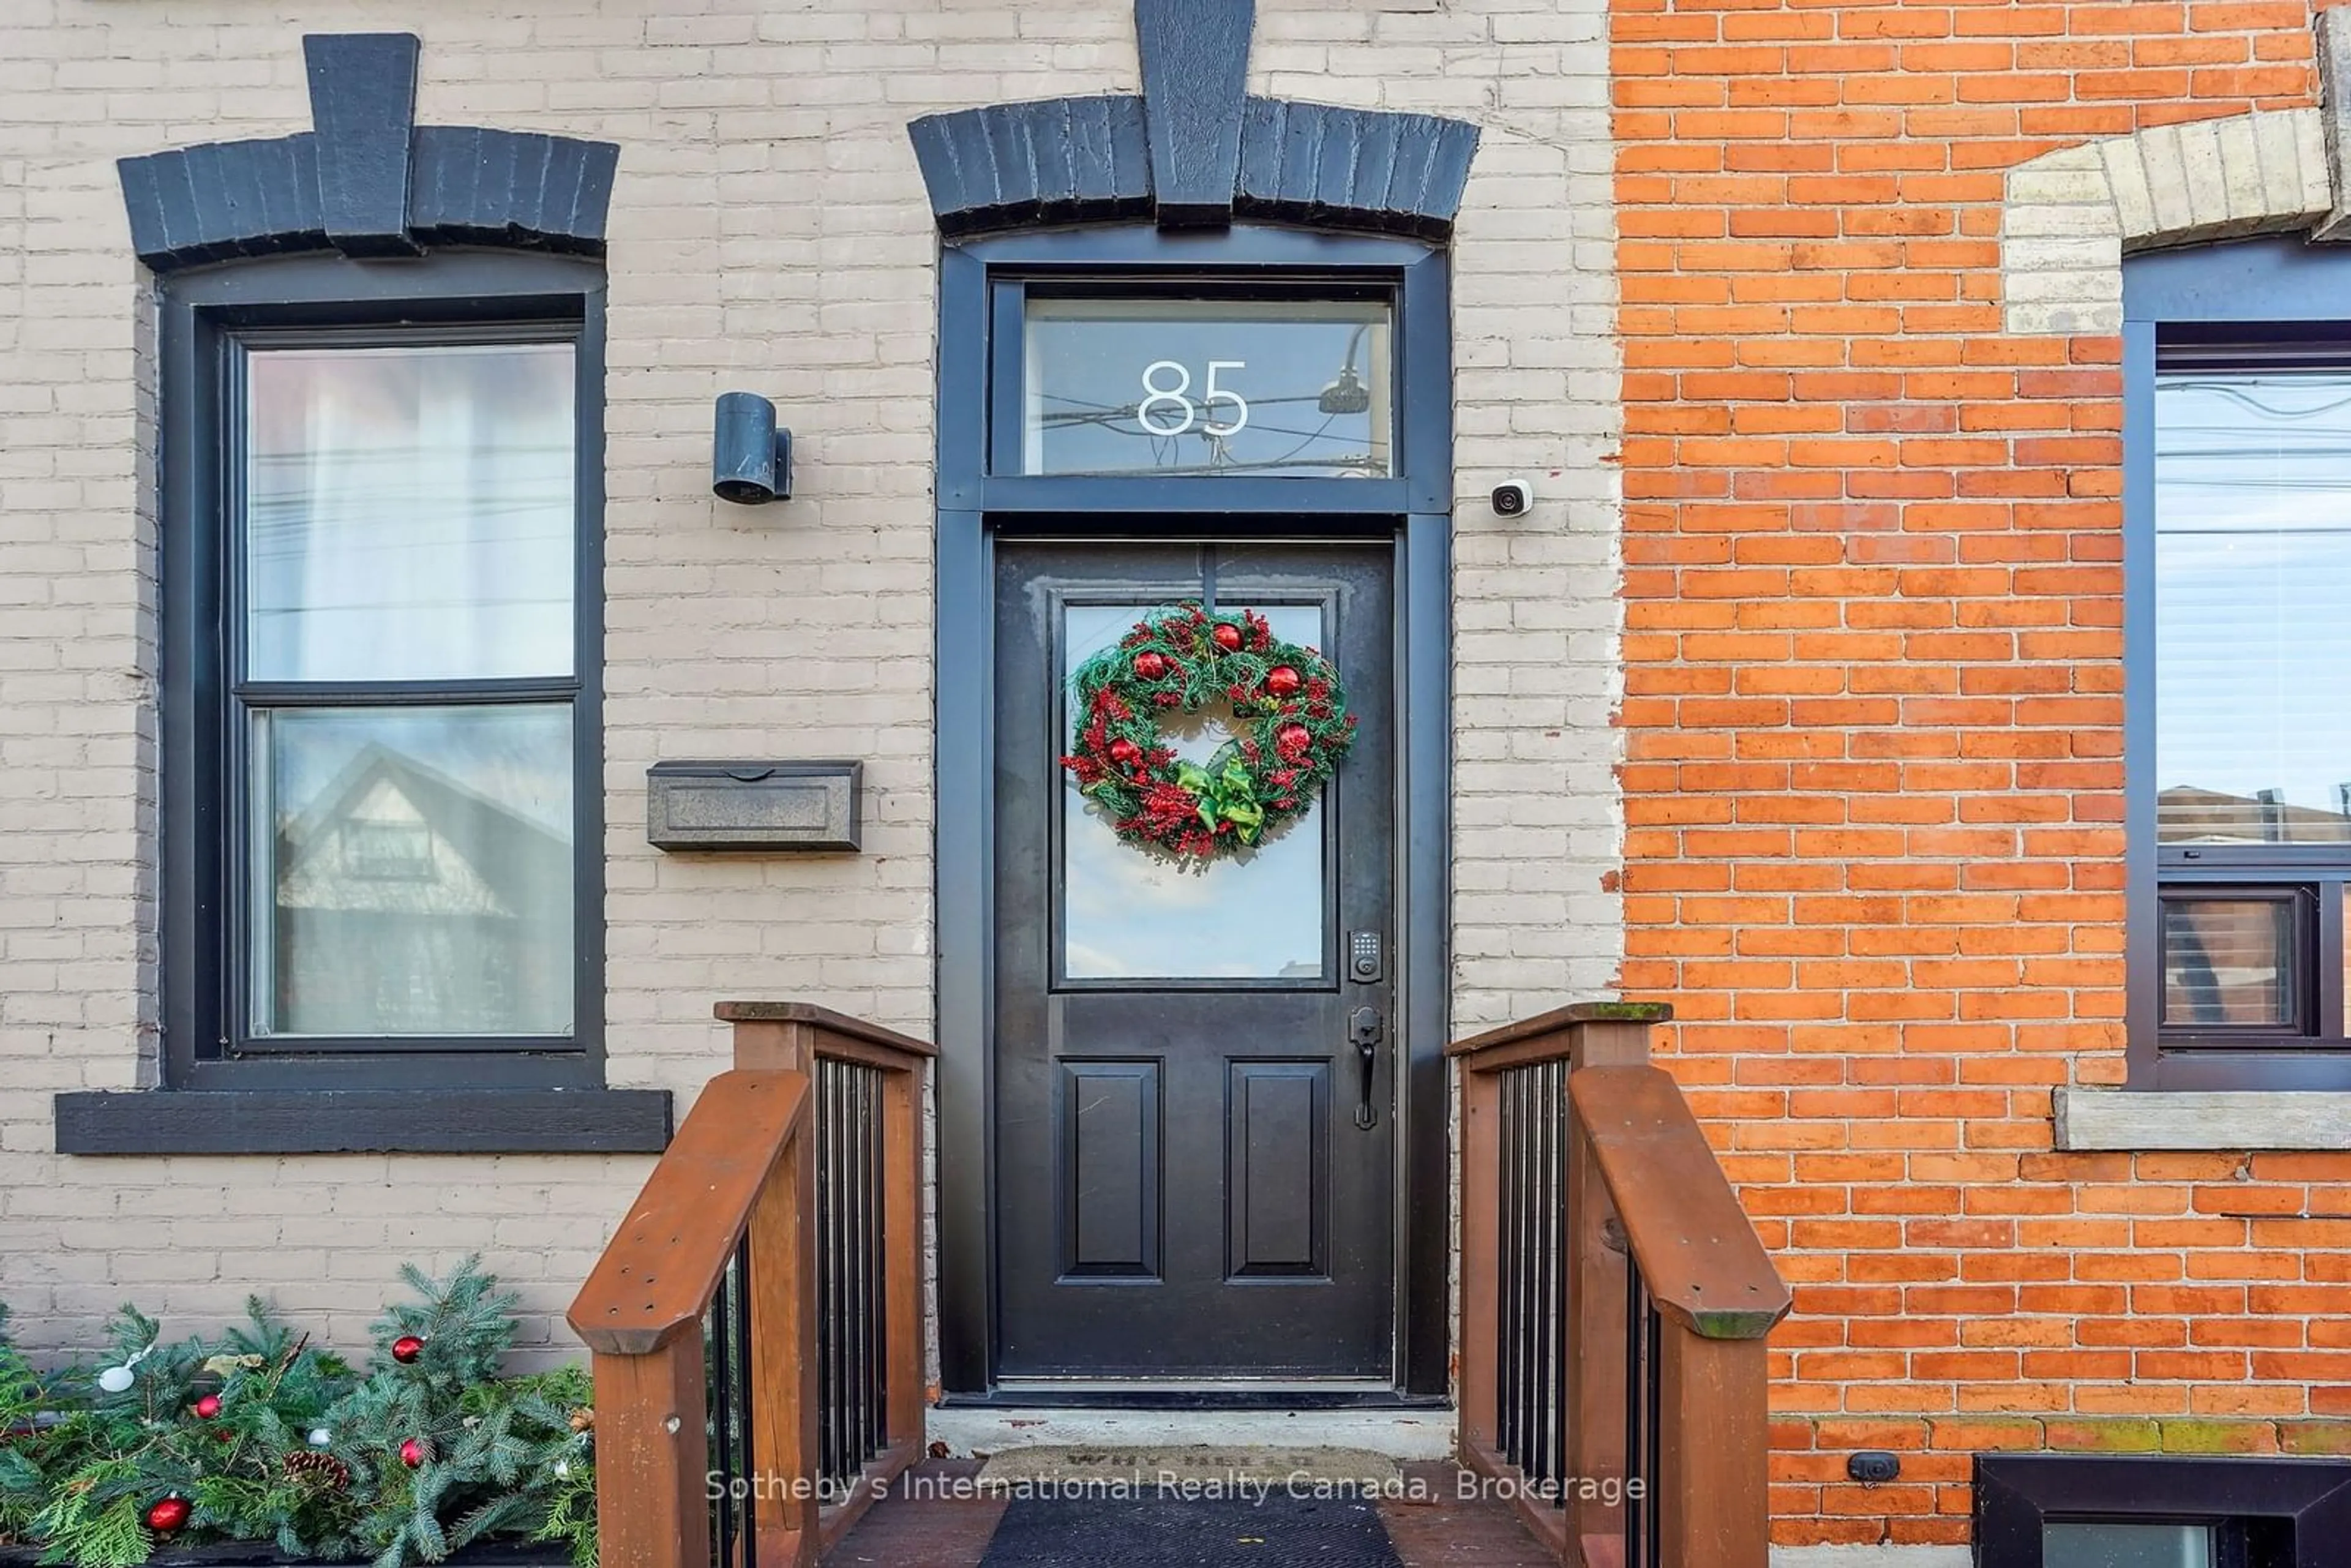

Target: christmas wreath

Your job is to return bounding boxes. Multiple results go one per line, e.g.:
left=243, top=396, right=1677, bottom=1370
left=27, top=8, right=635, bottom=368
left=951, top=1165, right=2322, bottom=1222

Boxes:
left=1059, top=602, right=1356, bottom=863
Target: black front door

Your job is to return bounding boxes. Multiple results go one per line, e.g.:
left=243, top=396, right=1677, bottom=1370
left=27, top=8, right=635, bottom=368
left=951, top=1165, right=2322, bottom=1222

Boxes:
left=992, top=539, right=1397, bottom=1381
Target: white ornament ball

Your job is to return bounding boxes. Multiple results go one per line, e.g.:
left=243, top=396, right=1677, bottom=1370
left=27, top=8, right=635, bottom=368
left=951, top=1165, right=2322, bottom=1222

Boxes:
left=554, top=1460, right=571, bottom=1479
left=97, top=1365, right=135, bottom=1394
left=309, top=1428, right=333, bottom=1448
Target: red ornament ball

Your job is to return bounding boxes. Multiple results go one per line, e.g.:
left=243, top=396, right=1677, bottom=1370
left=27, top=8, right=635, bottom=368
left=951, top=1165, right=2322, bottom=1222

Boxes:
left=391, top=1335, right=425, bottom=1365
left=1108, top=738, right=1141, bottom=766
left=146, top=1497, right=190, bottom=1534
left=1132, top=651, right=1168, bottom=681
left=192, top=1394, right=221, bottom=1420
left=1265, top=666, right=1302, bottom=698
left=399, top=1438, right=427, bottom=1468
left=1211, top=622, right=1243, bottom=651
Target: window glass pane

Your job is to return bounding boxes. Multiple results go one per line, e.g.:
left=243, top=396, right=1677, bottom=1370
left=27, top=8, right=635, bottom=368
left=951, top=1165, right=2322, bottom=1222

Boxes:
left=250, top=705, right=573, bottom=1037
left=1022, top=298, right=1392, bottom=478
left=1062, top=604, right=1327, bottom=980
left=245, top=342, right=576, bottom=682
left=2041, top=1521, right=2214, bottom=1568
left=2160, top=896, right=2295, bottom=1029
left=2156, top=369, right=2351, bottom=843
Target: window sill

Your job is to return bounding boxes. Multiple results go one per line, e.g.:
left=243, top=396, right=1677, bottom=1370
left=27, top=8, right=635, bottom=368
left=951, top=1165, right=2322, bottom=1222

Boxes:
left=2054, top=1087, right=2351, bottom=1151
left=53, top=1089, right=671, bottom=1155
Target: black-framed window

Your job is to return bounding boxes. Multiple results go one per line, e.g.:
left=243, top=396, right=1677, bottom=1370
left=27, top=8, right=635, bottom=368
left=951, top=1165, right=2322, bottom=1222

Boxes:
left=160, top=254, right=607, bottom=1096
left=2124, top=239, right=2351, bottom=1089
left=1976, top=1454, right=2351, bottom=1566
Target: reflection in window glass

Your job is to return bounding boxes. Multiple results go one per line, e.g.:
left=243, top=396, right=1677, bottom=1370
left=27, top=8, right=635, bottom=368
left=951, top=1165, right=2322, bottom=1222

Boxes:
left=250, top=705, right=574, bottom=1037
left=1062, top=604, right=1328, bottom=980
left=2156, top=369, right=2351, bottom=844
left=2159, top=897, right=2295, bottom=1029
left=245, top=343, right=576, bottom=682
left=2041, top=1520, right=2214, bottom=1568
left=1022, top=298, right=1392, bottom=478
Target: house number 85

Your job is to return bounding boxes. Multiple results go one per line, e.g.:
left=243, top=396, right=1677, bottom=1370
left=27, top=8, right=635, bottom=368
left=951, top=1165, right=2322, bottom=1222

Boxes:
left=1138, top=360, right=1250, bottom=438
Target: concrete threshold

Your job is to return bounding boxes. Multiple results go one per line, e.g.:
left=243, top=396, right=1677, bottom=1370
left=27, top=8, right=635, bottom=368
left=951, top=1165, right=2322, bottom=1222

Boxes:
left=924, top=1406, right=1457, bottom=1466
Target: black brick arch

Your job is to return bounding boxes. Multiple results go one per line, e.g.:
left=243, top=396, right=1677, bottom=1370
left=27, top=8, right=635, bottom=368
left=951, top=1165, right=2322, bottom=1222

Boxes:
left=907, top=0, right=1479, bottom=240
left=117, top=34, right=618, bottom=273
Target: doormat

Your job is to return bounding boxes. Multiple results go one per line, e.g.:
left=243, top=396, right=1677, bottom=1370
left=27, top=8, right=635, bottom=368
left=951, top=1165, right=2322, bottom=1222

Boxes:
left=977, top=1493, right=1403, bottom=1566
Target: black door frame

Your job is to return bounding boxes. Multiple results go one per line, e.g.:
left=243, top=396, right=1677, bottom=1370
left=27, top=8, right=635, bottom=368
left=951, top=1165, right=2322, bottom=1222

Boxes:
left=934, top=225, right=1453, bottom=1401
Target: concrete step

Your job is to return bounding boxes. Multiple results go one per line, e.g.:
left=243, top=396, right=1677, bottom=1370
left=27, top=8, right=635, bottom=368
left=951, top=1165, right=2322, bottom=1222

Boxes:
left=924, top=1407, right=1457, bottom=1466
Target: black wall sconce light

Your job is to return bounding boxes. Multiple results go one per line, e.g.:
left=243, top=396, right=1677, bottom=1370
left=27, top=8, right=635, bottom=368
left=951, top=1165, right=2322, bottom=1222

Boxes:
left=713, top=392, right=792, bottom=505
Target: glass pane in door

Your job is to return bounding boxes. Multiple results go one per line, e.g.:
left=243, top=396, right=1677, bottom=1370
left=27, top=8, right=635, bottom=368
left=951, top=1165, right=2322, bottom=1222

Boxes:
left=1060, top=603, right=1329, bottom=980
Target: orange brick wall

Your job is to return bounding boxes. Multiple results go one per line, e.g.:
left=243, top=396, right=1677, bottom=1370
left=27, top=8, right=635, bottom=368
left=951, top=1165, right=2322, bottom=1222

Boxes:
left=1610, top=0, right=2351, bottom=1548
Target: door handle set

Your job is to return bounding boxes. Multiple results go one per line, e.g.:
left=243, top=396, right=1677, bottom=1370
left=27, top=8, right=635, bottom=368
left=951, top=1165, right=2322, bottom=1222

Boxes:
left=1349, top=1005, right=1384, bottom=1130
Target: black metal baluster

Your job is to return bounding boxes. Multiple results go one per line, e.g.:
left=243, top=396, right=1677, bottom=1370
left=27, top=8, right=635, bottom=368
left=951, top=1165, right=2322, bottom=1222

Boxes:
left=1643, top=1288, right=1662, bottom=1568
left=814, top=1059, right=834, bottom=1485
left=822, top=1057, right=846, bottom=1487
left=1623, top=1266, right=1661, bottom=1568
left=733, top=1231, right=757, bottom=1568
left=705, top=1239, right=756, bottom=1568
left=1496, top=1066, right=1522, bottom=1471
left=864, top=1063, right=886, bottom=1465
left=850, top=1063, right=873, bottom=1476
left=1537, top=1057, right=1563, bottom=1498
left=705, top=1280, right=730, bottom=1568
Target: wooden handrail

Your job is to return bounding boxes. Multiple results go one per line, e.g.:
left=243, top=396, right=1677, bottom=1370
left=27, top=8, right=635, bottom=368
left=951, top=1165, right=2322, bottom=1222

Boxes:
left=570, top=1003, right=935, bottom=1568
left=716, top=1002, right=933, bottom=1555
left=1572, top=1065, right=1788, bottom=1568
left=716, top=1000, right=938, bottom=1071
left=1572, top=1067, right=1790, bottom=1342
left=569, top=1069, right=820, bottom=1568
left=1447, top=1000, right=1671, bottom=1076
left=1452, top=1002, right=1789, bottom=1568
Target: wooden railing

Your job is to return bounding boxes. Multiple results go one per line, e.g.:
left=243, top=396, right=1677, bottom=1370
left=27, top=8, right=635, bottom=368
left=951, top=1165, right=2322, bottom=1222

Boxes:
left=1453, top=1003, right=1791, bottom=1568
left=569, top=1003, right=934, bottom=1568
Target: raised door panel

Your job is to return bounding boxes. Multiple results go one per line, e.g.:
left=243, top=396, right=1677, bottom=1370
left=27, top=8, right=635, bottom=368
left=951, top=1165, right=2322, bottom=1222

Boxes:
left=1226, top=1060, right=1328, bottom=1279
left=1057, top=1059, right=1161, bottom=1280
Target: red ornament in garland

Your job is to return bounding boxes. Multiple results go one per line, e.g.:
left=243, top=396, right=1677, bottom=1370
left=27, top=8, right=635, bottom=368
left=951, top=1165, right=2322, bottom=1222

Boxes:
left=146, top=1497, right=191, bottom=1534
left=1057, top=604, right=1354, bottom=865
left=391, top=1335, right=425, bottom=1365
left=192, top=1394, right=221, bottom=1420
left=400, top=1438, right=428, bottom=1468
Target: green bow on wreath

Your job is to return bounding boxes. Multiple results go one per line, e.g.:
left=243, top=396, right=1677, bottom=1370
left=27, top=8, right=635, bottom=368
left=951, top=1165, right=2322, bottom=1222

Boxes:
left=1058, top=603, right=1356, bottom=865
left=1176, top=757, right=1267, bottom=842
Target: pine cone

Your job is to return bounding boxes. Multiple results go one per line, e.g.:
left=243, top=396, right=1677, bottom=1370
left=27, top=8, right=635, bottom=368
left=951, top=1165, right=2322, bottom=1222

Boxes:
left=568, top=1408, right=593, bottom=1433
left=283, top=1450, right=352, bottom=1492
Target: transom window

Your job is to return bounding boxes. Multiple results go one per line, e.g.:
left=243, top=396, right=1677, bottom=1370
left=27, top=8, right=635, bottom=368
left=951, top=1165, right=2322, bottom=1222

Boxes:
left=1018, top=295, right=1393, bottom=478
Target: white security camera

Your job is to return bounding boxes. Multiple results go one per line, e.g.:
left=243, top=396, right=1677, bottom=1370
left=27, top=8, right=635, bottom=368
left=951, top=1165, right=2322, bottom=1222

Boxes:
left=1490, top=478, right=1534, bottom=517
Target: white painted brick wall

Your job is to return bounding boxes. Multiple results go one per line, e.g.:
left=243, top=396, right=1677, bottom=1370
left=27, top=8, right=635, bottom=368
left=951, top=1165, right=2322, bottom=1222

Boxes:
left=0, top=0, right=1618, bottom=1361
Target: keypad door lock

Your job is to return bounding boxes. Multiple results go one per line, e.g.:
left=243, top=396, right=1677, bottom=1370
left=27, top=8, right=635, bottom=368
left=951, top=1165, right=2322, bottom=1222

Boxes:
left=1349, top=929, right=1383, bottom=983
